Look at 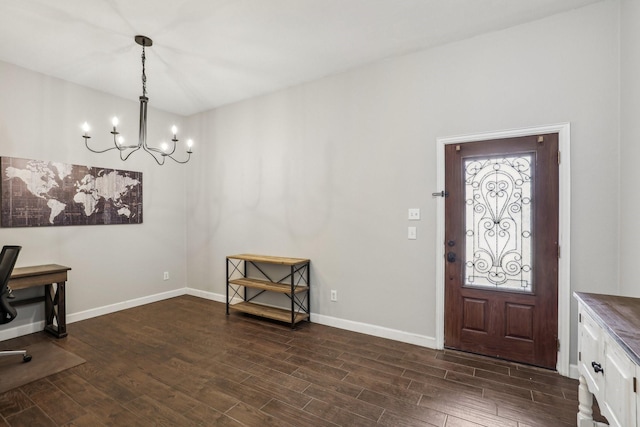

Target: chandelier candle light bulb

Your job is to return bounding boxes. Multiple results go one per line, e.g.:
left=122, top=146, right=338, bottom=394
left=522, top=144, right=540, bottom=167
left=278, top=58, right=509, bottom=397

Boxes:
left=81, top=35, right=194, bottom=165
left=82, top=122, right=90, bottom=138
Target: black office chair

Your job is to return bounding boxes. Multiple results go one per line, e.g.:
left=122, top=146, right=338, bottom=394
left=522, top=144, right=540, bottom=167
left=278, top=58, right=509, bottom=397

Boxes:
left=0, top=245, right=32, bottom=363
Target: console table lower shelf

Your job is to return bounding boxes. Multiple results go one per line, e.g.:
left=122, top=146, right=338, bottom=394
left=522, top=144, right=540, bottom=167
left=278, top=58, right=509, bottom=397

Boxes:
left=229, top=302, right=310, bottom=324
left=226, top=254, right=310, bottom=328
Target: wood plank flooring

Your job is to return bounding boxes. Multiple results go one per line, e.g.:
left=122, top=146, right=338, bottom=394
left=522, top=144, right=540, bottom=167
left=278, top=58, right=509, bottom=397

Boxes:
left=0, top=296, right=590, bottom=426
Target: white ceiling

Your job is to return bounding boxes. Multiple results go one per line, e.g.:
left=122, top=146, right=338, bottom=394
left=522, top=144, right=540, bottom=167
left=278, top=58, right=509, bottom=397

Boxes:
left=0, top=0, right=603, bottom=116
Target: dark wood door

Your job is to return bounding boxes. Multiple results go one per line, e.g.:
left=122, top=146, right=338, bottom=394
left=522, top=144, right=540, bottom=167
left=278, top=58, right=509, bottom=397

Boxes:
left=444, top=134, right=559, bottom=369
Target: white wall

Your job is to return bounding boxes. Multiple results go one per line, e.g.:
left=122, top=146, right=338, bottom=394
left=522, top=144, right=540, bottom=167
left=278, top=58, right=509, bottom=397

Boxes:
left=0, top=61, right=189, bottom=332
left=620, top=0, right=640, bottom=296
left=187, top=1, right=621, bottom=360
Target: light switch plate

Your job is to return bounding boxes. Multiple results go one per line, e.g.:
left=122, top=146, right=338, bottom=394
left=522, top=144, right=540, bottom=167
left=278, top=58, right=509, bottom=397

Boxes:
left=408, top=208, right=420, bottom=220
left=408, top=226, right=417, bottom=240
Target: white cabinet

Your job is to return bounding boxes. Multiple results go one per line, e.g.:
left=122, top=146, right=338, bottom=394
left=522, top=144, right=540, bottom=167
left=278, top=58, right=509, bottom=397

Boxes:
left=578, top=308, right=604, bottom=396
left=576, top=292, right=640, bottom=427
left=602, top=334, right=635, bottom=427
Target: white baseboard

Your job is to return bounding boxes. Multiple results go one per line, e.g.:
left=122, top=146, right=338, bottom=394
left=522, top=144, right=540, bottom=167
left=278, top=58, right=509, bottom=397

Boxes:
left=0, top=321, right=46, bottom=341
left=1, top=288, right=188, bottom=340
left=187, top=291, right=437, bottom=348
left=186, top=288, right=226, bottom=303
left=187, top=289, right=248, bottom=305
left=1, top=287, right=435, bottom=351
left=66, top=287, right=188, bottom=324
left=311, top=313, right=437, bottom=349
left=569, top=363, right=580, bottom=379
left=3, top=289, right=520, bottom=360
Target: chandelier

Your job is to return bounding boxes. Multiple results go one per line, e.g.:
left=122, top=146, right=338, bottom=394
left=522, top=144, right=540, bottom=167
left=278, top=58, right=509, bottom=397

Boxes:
left=82, top=35, right=193, bottom=165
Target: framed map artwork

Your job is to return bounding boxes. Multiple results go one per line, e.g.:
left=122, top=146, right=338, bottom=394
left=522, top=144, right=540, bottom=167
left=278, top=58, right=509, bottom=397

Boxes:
left=1, top=157, right=142, bottom=227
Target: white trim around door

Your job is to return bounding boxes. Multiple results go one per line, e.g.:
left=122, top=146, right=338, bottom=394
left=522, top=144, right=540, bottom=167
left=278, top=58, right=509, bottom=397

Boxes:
left=435, top=123, right=571, bottom=376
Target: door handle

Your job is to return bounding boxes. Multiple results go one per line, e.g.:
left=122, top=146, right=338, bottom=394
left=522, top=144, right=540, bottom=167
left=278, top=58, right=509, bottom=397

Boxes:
left=447, top=252, right=456, bottom=263
left=591, top=361, right=604, bottom=374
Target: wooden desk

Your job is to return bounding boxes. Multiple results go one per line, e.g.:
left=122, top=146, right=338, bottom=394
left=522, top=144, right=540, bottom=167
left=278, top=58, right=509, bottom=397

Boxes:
left=8, top=264, right=71, bottom=338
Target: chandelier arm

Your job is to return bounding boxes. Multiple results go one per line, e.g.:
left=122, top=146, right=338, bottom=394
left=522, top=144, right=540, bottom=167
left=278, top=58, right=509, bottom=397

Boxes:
left=112, top=132, right=132, bottom=151
left=84, top=137, right=120, bottom=154
left=120, top=146, right=142, bottom=162
left=141, top=144, right=166, bottom=166
left=164, top=152, right=192, bottom=164
left=167, top=139, right=178, bottom=156
left=145, top=146, right=167, bottom=155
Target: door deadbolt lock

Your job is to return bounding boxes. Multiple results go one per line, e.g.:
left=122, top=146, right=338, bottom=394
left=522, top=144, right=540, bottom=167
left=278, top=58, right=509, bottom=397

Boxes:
left=447, top=252, right=456, bottom=263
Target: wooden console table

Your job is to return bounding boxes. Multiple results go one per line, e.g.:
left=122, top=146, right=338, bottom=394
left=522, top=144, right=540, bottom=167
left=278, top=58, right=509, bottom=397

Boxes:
left=8, top=264, right=71, bottom=338
left=226, top=254, right=310, bottom=328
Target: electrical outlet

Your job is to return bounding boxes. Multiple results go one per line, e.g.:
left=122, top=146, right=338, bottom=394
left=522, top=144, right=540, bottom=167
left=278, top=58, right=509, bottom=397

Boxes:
left=408, top=208, right=420, bottom=220
left=330, top=290, right=337, bottom=302
left=163, top=271, right=169, bottom=281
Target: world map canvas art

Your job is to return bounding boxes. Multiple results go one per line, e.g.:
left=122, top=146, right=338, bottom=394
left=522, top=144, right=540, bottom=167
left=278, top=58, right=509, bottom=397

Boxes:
left=1, top=157, right=142, bottom=227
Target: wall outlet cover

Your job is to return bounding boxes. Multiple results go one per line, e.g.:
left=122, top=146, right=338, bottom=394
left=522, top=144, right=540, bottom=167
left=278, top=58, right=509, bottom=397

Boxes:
left=408, top=226, right=417, bottom=240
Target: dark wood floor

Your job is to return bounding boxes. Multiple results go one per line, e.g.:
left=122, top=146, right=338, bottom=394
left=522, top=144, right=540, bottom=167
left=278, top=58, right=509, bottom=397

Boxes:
left=0, top=295, right=585, bottom=426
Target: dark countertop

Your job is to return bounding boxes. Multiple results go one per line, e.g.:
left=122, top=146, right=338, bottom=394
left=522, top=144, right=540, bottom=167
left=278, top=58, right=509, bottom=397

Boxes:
left=575, top=292, right=640, bottom=365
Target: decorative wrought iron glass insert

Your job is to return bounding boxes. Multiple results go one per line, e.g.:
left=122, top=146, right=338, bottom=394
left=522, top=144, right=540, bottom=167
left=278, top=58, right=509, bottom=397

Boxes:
left=464, top=154, right=533, bottom=292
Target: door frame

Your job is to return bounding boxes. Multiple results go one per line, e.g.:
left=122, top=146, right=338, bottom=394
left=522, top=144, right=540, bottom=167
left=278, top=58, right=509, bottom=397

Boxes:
left=435, top=123, right=571, bottom=376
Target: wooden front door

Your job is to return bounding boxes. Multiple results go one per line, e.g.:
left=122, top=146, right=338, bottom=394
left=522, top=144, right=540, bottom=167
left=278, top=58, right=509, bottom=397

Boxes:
left=444, top=134, right=559, bottom=369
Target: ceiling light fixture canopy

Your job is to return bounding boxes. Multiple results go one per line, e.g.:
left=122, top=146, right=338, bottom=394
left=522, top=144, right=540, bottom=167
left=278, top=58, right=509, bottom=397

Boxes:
left=82, top=35, right=193, bottom=165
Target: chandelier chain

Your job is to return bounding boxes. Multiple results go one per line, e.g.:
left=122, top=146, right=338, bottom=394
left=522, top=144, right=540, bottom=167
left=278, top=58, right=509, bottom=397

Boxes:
left=141, top=45, right=147, bottom=97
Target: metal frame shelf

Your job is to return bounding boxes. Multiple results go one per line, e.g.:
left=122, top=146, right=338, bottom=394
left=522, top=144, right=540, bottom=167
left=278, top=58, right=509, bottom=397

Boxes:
left=226, top=254, right=310, bottom=328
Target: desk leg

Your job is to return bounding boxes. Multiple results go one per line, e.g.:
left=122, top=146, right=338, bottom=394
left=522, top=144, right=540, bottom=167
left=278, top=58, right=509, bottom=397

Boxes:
left=44, top=281, right=67, bottom=338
